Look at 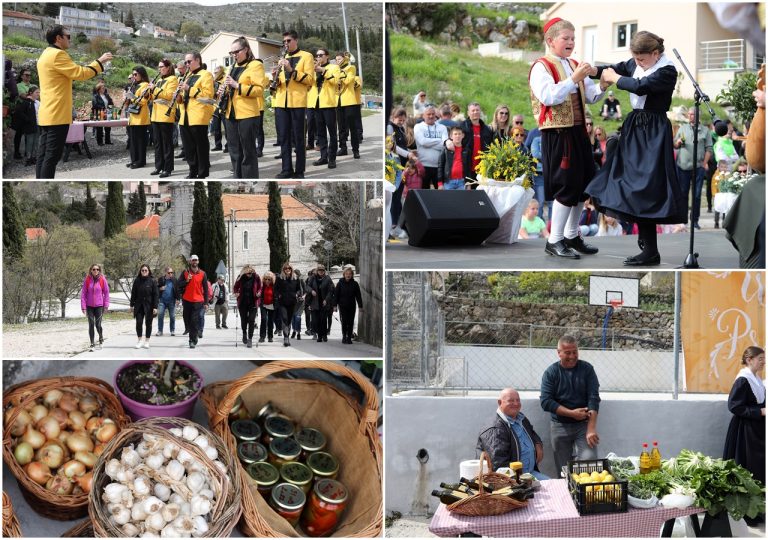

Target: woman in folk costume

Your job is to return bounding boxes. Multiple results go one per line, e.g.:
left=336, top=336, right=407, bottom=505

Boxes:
left=586, top=31, right=686, bottom=266
left=528, top=18, right=606, bottom=260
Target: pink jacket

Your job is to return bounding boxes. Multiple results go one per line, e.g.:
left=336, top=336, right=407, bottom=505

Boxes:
left=80, top=274, right=110, bottom=311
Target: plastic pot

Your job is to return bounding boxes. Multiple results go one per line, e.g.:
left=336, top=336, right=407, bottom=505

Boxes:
left=114, top=360, right=203, bottom=421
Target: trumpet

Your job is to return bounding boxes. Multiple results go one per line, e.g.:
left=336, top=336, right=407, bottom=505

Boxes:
left=166, top=69, right=191, bottom=117
left=269, top=44, right=288, bottom=94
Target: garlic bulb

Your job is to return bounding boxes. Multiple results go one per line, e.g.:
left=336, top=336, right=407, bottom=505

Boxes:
left=169, top=493, right=185, bottom=505
left=189, top=495, right=211, bottom=517
left=160, top=524, right=181, bottom=538
left=172, top=515, right=196, bottom=536
left=181, top=426, right=198, bottom=441
left=109, top=504, right=131, bottom=525
left=122, top=523, right=140, bottom=537
left=116, top=466, right=136, bottom=484
left=103, top=483, right=128, bottom=504
left=142, top=496, right=164, bottom=515
left=165, top=460, right=185, bottom=481
left=131, top=502, right=148, bottom=522
left=191, top=515, right=209, bottom=537
left=186, top=471, right=205, bottom=492
left=136, top=440, right=152, bottom=457
left=213, top=461, right=227, bottom=475
left=121, top=445, right=141, bottom=468
left=145, top=511, right=167, bottom=532
left=105, top=458, right=123, bottom=479
left=154, top=482, right=171, bottom=502
left=162, top=443, right=177, bottom=460
left=192, top=435, right=208, bottom=449
left=176, top=449, right=194, bottom=465
left=145, top=452, right=164, bottom=470
left=133, top=475, right=151, bottom=497
left=161, top=503, right=181, bottom=522
left=198, top=489, right=214, bottom=501
left=141, top=532, right=160, bottom=538
left=204, top=446, right=218, bottom=461
left=169, top=428, right=183, bottom=438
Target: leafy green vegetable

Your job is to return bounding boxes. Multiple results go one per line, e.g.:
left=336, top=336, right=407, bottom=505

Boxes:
left=609, top=458, right=636, bottom=481
left=628, top=470, right=673, bottom=499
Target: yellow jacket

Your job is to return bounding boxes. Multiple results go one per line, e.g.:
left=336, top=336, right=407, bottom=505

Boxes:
left=128, top=82, right=150, bottom=126
left=273, top=49, right=315, bottom=108
left=308, top=63, right=342, bottom=109
left=337, top=64, right=357, bottom=107
left=150, top=75, right=179, bottom=123
left=258, top=71, right=269, bottom=112
left=179, top=68, right=215, bottom=126
left=354, top=75, right=362, bottom=105
left=223, top=59, right=265, bottom=120
left=38, top=46, right=103, bottom=126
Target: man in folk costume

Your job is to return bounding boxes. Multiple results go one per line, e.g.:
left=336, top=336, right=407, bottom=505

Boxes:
left=529, top=18, right=607, bottom=259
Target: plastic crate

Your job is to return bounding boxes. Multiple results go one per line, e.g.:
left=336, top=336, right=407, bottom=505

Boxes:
left=567, top=458, right=628, bottom=515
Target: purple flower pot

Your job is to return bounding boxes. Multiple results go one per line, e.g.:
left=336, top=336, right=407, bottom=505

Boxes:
left=114, top=360, right=203, bottom=421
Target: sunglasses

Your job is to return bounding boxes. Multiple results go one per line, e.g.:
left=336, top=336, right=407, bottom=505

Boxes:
left=316, top=53, right=326, bottom=57
left=62, top=34, right=71, bottom=39
left=514, top=121, right=524, bottom=125
left=184, top=60, right=192, bottom=64
left=586, top=122, right=593, bottom=126
left=499, top=112, right=509, bottom=116
left=91, top=268, right=100, bottom=272
left=229, top=48, right=243, bottom=56
left=282, top=38, right=293, bottom=43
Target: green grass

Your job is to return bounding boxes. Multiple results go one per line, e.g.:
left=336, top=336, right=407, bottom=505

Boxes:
left=392, top=33, right=735, bottom=133
left=3, top=33, right=46, bottom=49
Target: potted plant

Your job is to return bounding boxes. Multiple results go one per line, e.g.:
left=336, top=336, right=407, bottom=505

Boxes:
left=714, top=169, right=759, bottom=214
left=114, top=360, right=204, bottom=421
left=473, top=138, right=537, bottom=244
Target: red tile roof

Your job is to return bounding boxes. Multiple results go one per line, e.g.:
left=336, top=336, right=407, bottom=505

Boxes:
left=126, top=215, right=161, bottom=239
left=221, top=194, right=321, bottom=220
left=3, top=10, right=42, bottom=21
left=25, top=227, right=47, bottom=241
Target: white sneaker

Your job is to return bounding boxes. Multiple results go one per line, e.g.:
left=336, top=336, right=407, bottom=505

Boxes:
left=397, top=229, right=409, bottom=240
left=142, top=340, right=150, bottom=349
left=135, top=339, right=143, bottom=349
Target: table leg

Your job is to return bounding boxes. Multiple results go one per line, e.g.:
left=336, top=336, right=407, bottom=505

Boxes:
left=83, top=140, right=92, bottom=159
left=690, top=514, right=701, bottom=537
left=458, top=533, right=481, bottom=537
left=699, top=511, right=732, bottom=537
left=661, top=518, right=675, bottom=537
left=63, top=144, right=70, bottom=163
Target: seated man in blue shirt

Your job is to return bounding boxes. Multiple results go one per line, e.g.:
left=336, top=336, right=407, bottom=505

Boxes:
left=477, top=388, right=549, bottom=480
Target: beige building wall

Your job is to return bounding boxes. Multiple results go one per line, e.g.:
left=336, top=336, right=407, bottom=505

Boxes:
left=201, top=32, right=281, bottom=74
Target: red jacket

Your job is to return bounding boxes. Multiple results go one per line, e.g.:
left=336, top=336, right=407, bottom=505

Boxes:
left=179, top=269, right=209, bottom=303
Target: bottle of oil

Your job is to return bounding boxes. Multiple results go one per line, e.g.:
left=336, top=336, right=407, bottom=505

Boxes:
left=639, top=442, right=651, bottom=474
left=439, top=482, right=475, bottom=495
left=431, top=489, right=470, bottom=505
left=650, top=441, right=662, bottom=471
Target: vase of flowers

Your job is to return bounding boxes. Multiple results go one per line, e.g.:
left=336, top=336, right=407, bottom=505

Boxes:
left=474, top=139, right=537, bottom=244
left=714, top=170, right=758, bottom=214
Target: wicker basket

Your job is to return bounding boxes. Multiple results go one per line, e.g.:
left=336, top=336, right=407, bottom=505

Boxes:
left=88, top=416, right=242, bottom=537
left=201, top=360, right=382, bottom=538
left=61, top=520, right=94, bottom=537
left=473, top=452, right=518, bottom=491
left=447, top=456, right=528, bottom=517
left=2, top=376, right=131, bottom=520
left=2, top=491, right=22, bottom=537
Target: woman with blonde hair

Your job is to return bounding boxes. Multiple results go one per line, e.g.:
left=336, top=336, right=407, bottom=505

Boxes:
left=233, top=264, right=261, bottom=348
left=491, top=104, right=513, bottom=142
left=259, top=270, right=276, bottom=344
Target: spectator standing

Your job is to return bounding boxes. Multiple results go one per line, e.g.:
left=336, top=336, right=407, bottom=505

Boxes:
left=156, top=266, right=179, bottom=336
left=437, top=126, right=471, bottom=190
left=130, top=264, right=159, bottom=349
left=413, top=106, right=448, bottom=189
left=334, top=267, right=363, bottom=344
left=308, top=264, right=334, bottom=342
left=13, top=86, right=39, bottom=166
left=303, top=269, right=315, bottom=338
left=674, top=109, right=713, bottom=230
left=177, top=254, right=209, bottom=349
left=212, top=274, right=229, bottom=330
left=437, top=105, right=458, bottom=130
left=91, top=81, right=114, bottom=146
left=233, top=265, right=261, bottom=348
left=13, top=68, right=34, bottom=159
left=490, top=105, right=513, bottom=141
left=458, top=102, right=494, bottom=182
left=275, top=262, right=302, bottom=347
left=412, top=90, right=427, bottom=118
left=259, top=271, right=276, bottom=343
left=80, top=263, right=109, bottom=351
left=511, top=113, right=528, bottom=140
left=291, top=269, right=306, bottom=340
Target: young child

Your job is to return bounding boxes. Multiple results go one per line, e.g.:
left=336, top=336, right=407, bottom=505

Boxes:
left=438, top=126, right=471, bottom=189
left=396, top=155, right=426, bottom=232
left=519, top=199, right=550, bottom=239
left=528, top=17, right=605, bottom=259
left=596, top=214, right=623, bottom=236
left=579, top=198, right=599, bottom=236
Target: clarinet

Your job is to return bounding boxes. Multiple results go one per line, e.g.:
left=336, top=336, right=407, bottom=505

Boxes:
left=216, top=62, right=236, bottom=116
left=166, top=70, right=192, bottom=118
left=131, top=73, right=161, bottom=107
left=269, top=44, right=288, bottom=94
left=121, top=80, right=138, bottom=114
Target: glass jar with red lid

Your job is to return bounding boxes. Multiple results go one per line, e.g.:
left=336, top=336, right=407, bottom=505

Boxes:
left=300, top=478, right=348, bottom=537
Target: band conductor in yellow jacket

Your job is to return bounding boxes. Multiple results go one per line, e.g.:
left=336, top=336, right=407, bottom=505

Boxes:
left=220, top=36, right=265, bottom=179
left=273, top=30, right=315, bottom=179
left=335, top=52, right=360, bottom=159
left=126, top=66, right=151, bottom=169
left=148, top=58, right=178, bottom=177
left=308, top=48, right=342, bottom=169
left=36, top=25, right=112, bottom=178
left=178, top=52, right=215, bottom=178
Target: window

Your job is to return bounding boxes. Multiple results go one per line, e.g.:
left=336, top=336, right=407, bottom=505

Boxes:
left=615, top=22, right=637, bottom=50
left=242, top=230, right=249, bottom=251
left=300, top=229, right=306, bottom=247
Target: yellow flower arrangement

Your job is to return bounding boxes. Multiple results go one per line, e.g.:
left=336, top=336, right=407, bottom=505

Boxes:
left=385, top=134, right=403, bottom=184
left=474, top=138, right=536, bottom=189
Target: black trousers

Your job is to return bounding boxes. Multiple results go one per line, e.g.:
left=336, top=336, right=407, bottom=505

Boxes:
left=95, top=126, right=112, bottom=145
left=276, top=107, right=306, bottom=174
left=86, top=306, right=104, bottom=344
left=315, top=107, right=338, bottom=161
left=182, top=300, right=203, bottom=341
left=304, top=305, right=312, bottom=333
left=259, top=306, right=275, bottom=339
left=306, top=108, right=317, bottom=148
left=225, top=116, right=259, bottom=179
left=180, top=124, right=210, bottom=178
left=337, top=105, right=360, bottom=151
left=153, top=122, right=174, bottom=172
left=339, top=305, right=357, bottom=339
left=354, top=104, right=363, bottom=141
left=211, top=113, right=224, bottom=148
left=239, top=304, right=258, bottom=339
left=255, top=114, right=264, bottom=154
left=36, top=124, right=69, bottom=178
left=128, top=125, right=148, bottom=166
left=14, top=129, right=23, bottom=155
left=314, top=308, right=330, bottom=339
left=135, top=307, right=154, bottom=338
left=422, top=166, right=439, bottom=189
left=278, top=304, right=296, bottom=334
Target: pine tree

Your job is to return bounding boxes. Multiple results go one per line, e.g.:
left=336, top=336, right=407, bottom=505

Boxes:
left=267, top=181, right=289, bottom=274
left=104, top=182, right=126, bottom=239
left=126, top=191, right=143, bottom=222
left=84, top=183, right=99, bottom=220
left=190, top=182, right=209, bottom=267
left=125, top=8, right=135, bottom=30
left=204, top=182, right=227, bottom=281
left=138, top=181, right=147, bottom=217
left=3, top=183, right=26, bottom=262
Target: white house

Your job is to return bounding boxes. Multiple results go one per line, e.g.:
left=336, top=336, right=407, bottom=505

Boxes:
left=3, top=10, right=43, bottom=39
left=57, top=5, right=110, bottom=38
left=200, top=31, right=281, bottom=74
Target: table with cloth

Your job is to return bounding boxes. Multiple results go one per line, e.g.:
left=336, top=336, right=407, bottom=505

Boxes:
left=64, top=119, right=128, bottom=161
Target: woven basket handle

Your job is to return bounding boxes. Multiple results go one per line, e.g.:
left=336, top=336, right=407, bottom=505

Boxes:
left=209, top=361, right=379, bottom=436
left=477, top=452, right=490, bottom=494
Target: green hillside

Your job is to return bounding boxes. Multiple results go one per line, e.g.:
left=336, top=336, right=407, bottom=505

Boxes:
left=390, top=32, right=731, bottom=133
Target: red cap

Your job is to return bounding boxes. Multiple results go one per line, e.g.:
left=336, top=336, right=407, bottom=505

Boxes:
left=642, top=442, right=648, bottom=447
left=543, top=17, right=563, bottom=34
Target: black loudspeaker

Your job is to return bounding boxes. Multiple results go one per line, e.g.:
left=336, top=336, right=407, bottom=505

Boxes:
left=402, top=189, right=500, bottom=247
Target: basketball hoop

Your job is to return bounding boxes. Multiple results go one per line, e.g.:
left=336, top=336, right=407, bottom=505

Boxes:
left=608, top=299, right=624, bottom=311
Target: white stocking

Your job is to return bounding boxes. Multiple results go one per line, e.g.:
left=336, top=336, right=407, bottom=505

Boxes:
left=565, top=202, right=585, bottom=240
left=548, top=200, right=572, bottom=243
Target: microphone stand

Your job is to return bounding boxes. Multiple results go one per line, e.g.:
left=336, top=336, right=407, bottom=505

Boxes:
left=672, top=48, right=718, bottom=269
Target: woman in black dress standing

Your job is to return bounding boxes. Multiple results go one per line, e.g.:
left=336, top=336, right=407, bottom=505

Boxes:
left=586, top=31, right=686, bottom=265
left=723, top=346, right=765, bottom=519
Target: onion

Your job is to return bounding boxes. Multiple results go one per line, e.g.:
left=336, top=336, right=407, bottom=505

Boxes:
left=76, top=471, right=93, bottom=493
left=66, top=433, right=94, bottom=453
left=43, top=389, right=63, bottom=408
left=93, top=443, right=106, bottom=457
left=49, top=408, right=68, bottom=428
left=37, top=415, right=61, bottom=440
left=96, top=422, right=118, bottom=443
left=85, top=416, right=104, bottom=434
left=68, top=411, right=86, bottom=430
left=58, top=392, right=80, bottom=413
left=37, top=443, right=66, bottom=469
left=29, top=404, right=49, bottom=423
left=22, top=425, right=46, bottom=449
left=78, top=395, right=99, bottom=414
left=61, top=459, right=86, bottom=478
left=74, top=450, right=97, bottom=469
left=13, top=442, right=34, bottom=465
left=46, top=474, right=74, bottom=495
left=9, top=390, right=34, bottom=408
left=25, top=462, right=52, bottom=485
left=7, top=407, right=33, bottom=437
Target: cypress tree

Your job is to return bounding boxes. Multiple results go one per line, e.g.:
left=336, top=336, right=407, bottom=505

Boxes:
left=104, top=181, right=126, bottom=238
left=84, top=183, right=99, bottom=220
left=267, top=181, right=289, bottom=273
left=204, top=182, right=227, bottom=280
left=126, top=191, right=142, bottom=221
left=190, top=182, right=208, bottom=266
left=3, top=183, right=26, bottom=262
left=125, top=8, right=135, bottom=29
left=138, top=181, right=147, bottom=218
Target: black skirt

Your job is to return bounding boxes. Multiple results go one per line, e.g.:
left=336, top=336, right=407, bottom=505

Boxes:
left=586, top=110, right=686, bottom=224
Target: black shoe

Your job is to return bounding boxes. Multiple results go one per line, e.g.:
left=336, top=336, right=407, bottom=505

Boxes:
left=184, top=174, right=197, bottom=179
left=150, top=169, right=161, bottom=175
left=247, top=339, right=252, bottom=348
left=564, top=236, right=598, bottom=255
left=175, top=153, right=186, bottom=159
left=296, top=333, right=301, bottom=340
left=293, top=173, right=304, bottom=179
left=317, top=337, right=323, bottom=342
left=126, top=162, right=134, bottom=168
left=222, top=324, right=228, bottom=329
left=693, top=223, right=701, bottom=230
left=545, top=240, right=580, bottom=259
left=223, top=146, right=229, bottom=153
left=212, top=145, right=222, bottom=151
left=623, top=252, right=661, bottom=266
left=130, top=163, right=142, bottom=169
left=337, top=148, right=348, bottom=156
left=268, top=337, right=273, bottom=342
left=323, top=336, right=328, bottom=342
left=159, top=171, right=171, bottom=178
left=714, top=222, right=719, bottom=229
left=313, top=158, right=328, bottom=166
left=272, top=142, right=280, bottom=146
left=328, top=161, right=336, bottom=169
left=305, top=144, right=314, bottom=150
left=276, top=171, right=294, bottom=179
left=198, top=332, right=203, bottom=339
left=183, top=330, right=189, bottom=335
left=353, top=150, right=360, bottom=159
left=273, top=155, right=283, bottom=159
left=13, top=152, right=23, bottom=159
left=97, top=142, right=104, bottom=146
left=291, top=331, right=296, bottom=338
left=257, top=150, right=264, bottom=158
left=189, top=341, right=195, bottom=349
left=216, top=325, right=221, bottom=329
left=258, top=337, right=265, bottom=343
left=105, top=140, right=113, bottom=145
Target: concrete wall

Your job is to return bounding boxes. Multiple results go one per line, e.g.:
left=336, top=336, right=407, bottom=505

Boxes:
left=385, top=395, right=730, bottom=515
left=358, top=203, right=383, bottom=347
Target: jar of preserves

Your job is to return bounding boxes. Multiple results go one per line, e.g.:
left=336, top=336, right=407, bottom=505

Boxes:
left=300, top=478, right=348, bottom=537
left=229, top=396, right=251, bottom=423
left=268, top=437, right=301, bottom=468
left=306, top=451, right=339, bottom=481
left=238, top=441, right=268, bottom=465
left=280, top=461, right=313, bottom=494
left=296, top=427, right=326, bottom=459
left=263, top=413, right=295, bottom=445
left=270, top=482, right=306, bottom=526
left=232, top=419, right=262, bottom=443
left=255, top=402, right=283, bottom=424
left=248, top=461, right=280, bottom=497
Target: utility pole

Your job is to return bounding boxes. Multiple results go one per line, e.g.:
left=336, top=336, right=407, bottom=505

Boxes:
left=341, top=2, right=350, bottom=53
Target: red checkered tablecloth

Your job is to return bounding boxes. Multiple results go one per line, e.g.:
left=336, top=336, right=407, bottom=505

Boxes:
left=429, top=479, right=703, bottom=537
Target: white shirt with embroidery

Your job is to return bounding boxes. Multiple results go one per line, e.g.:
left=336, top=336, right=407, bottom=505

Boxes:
left=530, top=56, right=604, bottom=106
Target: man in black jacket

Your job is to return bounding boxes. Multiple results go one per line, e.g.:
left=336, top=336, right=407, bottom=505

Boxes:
left=477, top=388, right=548, bottom=479
left=458, top=102, right=493, bottom=182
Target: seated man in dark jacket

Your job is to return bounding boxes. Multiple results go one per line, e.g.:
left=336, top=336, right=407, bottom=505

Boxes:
left=477, top=388, right=549, bottom=480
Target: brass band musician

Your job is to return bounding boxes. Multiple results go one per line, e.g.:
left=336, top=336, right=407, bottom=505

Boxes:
left=335, top=51, right=360, bottom=159
left=178, top=52, right=215, bottom=179
left=148, top=58, right=178, bottom=177
left=211, top=66, right=227, bottom=152
left=308, top=48, right=342, bottom=169
left=126, top=66, right=150, bottom=169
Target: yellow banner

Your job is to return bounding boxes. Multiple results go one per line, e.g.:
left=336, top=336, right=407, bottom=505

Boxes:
left=682, top=272, right=765, bottom=393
